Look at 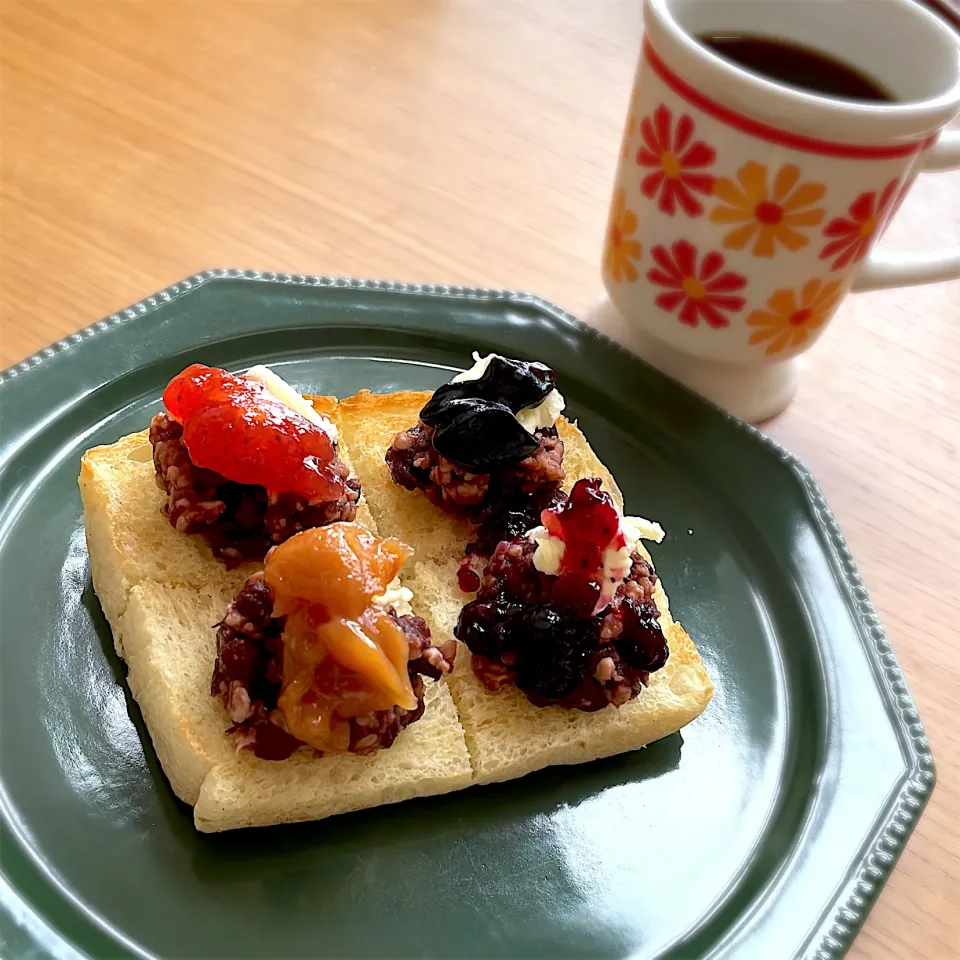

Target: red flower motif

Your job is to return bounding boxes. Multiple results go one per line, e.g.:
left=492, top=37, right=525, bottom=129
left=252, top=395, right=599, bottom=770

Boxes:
left=647, top=240, right=747, bottom=328
left=881, top=176, right=914, bottom=237
left=636, top=104, right=717, bottom=217
left=819, top=178, right=900, bottom=270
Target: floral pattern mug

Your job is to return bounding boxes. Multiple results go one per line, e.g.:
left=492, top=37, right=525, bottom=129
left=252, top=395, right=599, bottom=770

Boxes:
left=597, top=0, right=960, bottom=421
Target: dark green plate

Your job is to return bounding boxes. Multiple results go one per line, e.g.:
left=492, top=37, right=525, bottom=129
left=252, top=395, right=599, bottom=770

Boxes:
left=0, top=270, right=934, bottom=960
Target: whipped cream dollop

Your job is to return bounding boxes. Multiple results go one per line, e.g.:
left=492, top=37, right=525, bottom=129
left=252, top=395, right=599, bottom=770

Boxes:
left=245, top=365, right=339, bottom=443
left=528, top=511, right=664, bottom=615
left=372, top=578, right=414, bottom=615
left=451, top=352, right=565, bottom=433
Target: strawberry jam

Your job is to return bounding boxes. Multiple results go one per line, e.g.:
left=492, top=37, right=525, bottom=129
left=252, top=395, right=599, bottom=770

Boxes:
left=542, top=479, right=625, bottom=616
left=162, top=363, right=343, bottom=501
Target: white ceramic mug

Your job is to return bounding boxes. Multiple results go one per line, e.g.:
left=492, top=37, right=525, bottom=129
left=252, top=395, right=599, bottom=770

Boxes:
left=594, top=0, right=960, bottom=421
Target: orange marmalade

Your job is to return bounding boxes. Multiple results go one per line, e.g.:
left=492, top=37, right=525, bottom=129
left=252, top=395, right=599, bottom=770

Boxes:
left=264, top=523, right=418, bottom=754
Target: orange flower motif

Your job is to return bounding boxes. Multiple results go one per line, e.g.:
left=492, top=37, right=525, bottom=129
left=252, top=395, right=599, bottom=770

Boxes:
left=746, top=278, right=844, bottom=356
left=710, top=161, right=825, bottom=257
left=819, top=178, right=900, bottom=270
left=636, top=104, right=717, bottom=217
left=603, top=188, right=643, bottom=283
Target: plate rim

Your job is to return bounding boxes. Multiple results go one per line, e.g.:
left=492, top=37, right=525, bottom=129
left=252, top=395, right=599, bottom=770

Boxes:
left=0, top=267, right=936, bottom=960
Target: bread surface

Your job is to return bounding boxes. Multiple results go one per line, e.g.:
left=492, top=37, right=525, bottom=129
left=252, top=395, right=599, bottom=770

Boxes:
left=80, top=389, right=711, bottom=829
left=78, top=396, right=472, bottom=831
left=337, top=391, right=713, bottom=784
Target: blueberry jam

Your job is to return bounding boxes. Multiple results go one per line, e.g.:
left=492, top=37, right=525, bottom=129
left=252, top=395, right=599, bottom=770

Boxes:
left=457, top=485, right=566, bottom=593
left=387, top=422, right=565, bottom=518
left=455, top=479, right=669, bottom=711
left=421, top=356, right=556, bottom=421
left=456, top=537, right=668, bottom=710
left=419, top=356, right=557, bottom=473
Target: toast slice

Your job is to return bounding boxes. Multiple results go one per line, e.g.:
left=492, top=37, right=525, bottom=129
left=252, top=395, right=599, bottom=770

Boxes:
left=79, top=397, right=472, bottom=831
left=337, top=390, right=713, bottom=784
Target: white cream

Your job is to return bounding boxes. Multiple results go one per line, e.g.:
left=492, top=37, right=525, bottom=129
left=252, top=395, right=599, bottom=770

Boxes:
left=528, top=525, right=565, bottom=575
left=450, top=351, right=565, bottom=435
left=244, top=365, right=338, bottom=443
left=516, top=389, right=565, bottom=433
left=450, top=352, right=494, bottom=383
left=599, top=543, right=633, bottom=614
left=373, top=578, right=414, bottom=616
left=528, top=510, right=666, bottom=615
left=621, top=514, right=665, bottom=546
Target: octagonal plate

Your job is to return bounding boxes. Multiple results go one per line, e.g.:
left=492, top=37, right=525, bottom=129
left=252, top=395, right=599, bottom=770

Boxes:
left=0, top=271, right=933, bottom=959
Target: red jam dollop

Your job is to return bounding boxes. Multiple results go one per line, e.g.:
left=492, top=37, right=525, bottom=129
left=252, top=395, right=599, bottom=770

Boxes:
left=541, top=478, right=625, bottom=615
left=163, top=363, right=343, bottom=501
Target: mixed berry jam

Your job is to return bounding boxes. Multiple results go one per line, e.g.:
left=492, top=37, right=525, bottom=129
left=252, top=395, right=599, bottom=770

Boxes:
left=540, top=478, right=626, bottom=617
left=544, top=478, right=623, bottom=576
left=456, top=485, right=566, bottom=593
left=163, top=363, right=344, bottom=501
left=455, top=534, right=668, bottom=711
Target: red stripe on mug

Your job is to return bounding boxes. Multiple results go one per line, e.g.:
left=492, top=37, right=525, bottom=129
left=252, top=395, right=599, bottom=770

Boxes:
left=643, top=39, right=937, bottom=160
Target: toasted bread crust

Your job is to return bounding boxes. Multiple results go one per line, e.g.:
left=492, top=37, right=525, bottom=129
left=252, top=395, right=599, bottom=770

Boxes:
left=335, top=390, right=713, bottom=784
left=80, top=388, right=712, bottom=829
left=79, top=399, right=471, bottom=830
left=337, top=388, right=432, bottom=418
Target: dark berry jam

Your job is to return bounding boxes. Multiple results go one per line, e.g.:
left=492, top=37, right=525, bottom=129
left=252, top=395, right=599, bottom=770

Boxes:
left=455, top=535, right=669, bottom=711
left=418, top=355, right=558, bottom=473
left=421, top=356, right=556, bottom=421
left=387, top=421, right=565, bottom=524
left=457, top=484, right=565, bottom=593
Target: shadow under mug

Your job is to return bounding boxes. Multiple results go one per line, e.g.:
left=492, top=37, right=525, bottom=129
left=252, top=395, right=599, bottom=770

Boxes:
left=593, top=0, right=960, bottom=422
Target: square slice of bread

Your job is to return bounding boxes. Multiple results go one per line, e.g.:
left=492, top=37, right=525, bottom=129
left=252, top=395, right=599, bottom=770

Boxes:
left=336, top=390, right=713, bottom=784
left=79, top=397, right=472, bottom=831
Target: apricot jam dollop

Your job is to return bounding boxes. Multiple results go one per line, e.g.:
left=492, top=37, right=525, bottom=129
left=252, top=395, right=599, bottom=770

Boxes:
left=264, top=523, right=418, bottom=754
left=162, top=363, right=343, bottom=501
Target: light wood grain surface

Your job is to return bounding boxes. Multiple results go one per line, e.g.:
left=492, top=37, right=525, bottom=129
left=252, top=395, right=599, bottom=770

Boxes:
left=2, top=1, right=958, bottom=956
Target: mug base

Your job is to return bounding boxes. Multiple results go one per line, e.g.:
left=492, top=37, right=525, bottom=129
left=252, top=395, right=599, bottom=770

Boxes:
left=585, top=294, right=799, bottom=423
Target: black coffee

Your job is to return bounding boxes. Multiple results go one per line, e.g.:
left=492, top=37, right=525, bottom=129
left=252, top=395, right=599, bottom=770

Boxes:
left=699, top=33, right=894, bottom=103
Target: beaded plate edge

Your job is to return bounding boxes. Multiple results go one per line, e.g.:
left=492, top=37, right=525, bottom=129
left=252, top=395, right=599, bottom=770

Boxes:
left=0, top=267, right=935, bottom=959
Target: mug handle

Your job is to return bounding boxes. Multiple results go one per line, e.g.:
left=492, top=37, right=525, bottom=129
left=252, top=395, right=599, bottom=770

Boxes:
left=852, top=130, right=960, bottom=292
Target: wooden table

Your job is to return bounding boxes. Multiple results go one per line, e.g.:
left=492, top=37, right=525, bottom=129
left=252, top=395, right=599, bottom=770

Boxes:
left=2, top=1, right=958, bottom=956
